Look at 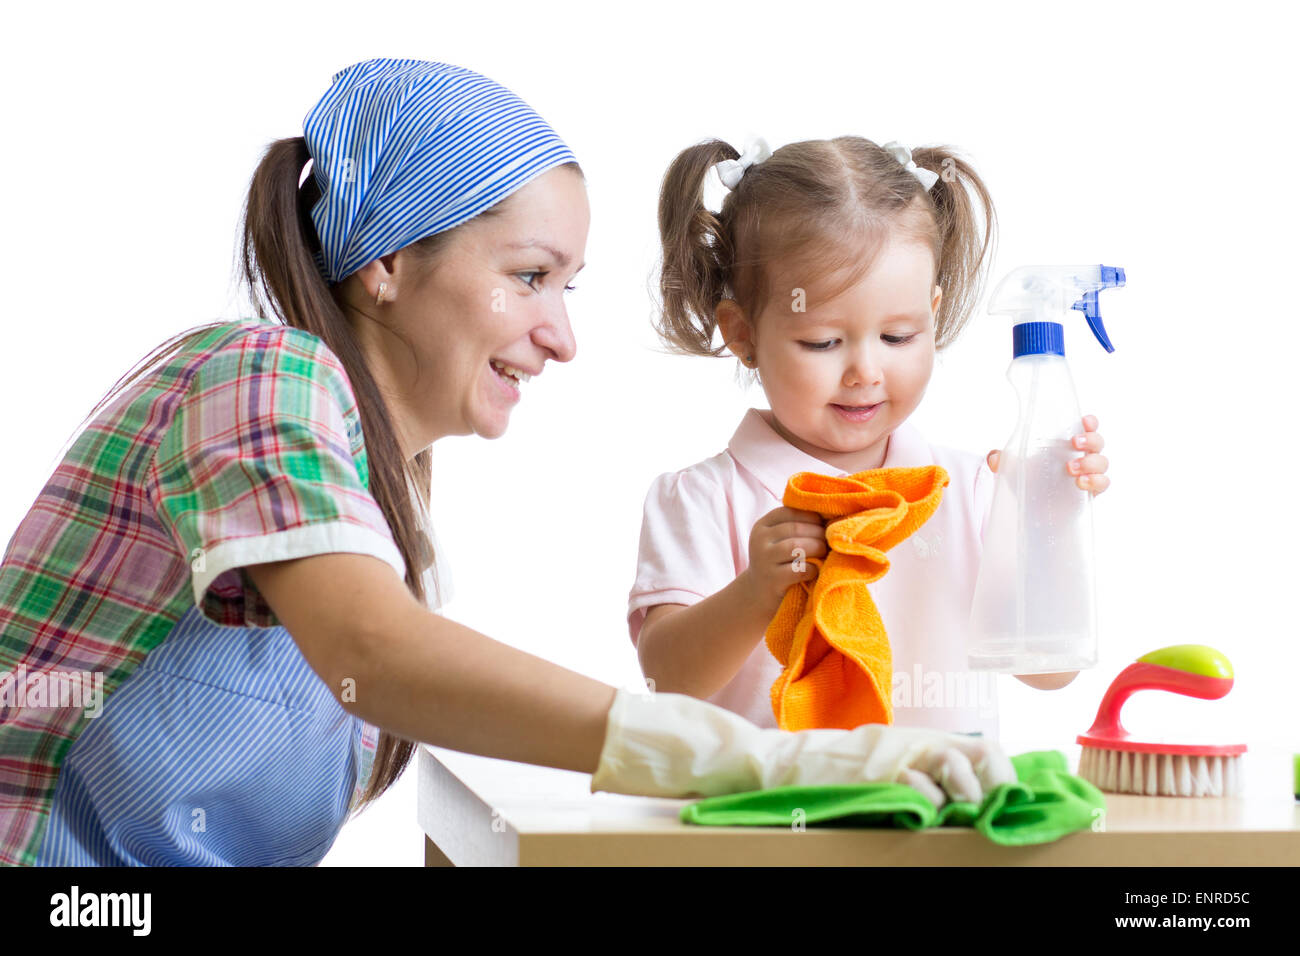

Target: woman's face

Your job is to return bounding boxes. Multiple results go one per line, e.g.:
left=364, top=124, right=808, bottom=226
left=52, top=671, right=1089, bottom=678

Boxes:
left=351, top=165, right=590, bottom=453
left=734, top=234, right=942, bottom=473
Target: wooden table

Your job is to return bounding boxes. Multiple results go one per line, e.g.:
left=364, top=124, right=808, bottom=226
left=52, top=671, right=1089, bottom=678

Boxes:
left=417, top=742, right=1300, bottom=866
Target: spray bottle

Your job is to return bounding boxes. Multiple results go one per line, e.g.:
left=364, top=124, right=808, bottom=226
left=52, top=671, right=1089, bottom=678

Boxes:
left=967, top=264, right=1126, bottom=674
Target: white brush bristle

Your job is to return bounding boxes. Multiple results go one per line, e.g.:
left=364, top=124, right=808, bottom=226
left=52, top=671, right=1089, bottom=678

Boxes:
left=1078, top=746, right=1242, bottom=796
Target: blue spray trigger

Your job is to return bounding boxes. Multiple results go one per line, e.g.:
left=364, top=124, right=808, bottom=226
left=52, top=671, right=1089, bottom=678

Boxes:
left=1069, top=264, right=1124, bottom=353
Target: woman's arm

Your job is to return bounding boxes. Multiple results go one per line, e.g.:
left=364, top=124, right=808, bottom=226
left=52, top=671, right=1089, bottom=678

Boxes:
left=636, top=568, right=777, bottom=700
left=246, top=552, right=616, bottom=774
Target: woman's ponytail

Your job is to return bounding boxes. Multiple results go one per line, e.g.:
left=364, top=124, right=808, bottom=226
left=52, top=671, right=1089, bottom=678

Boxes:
left=240, top=136, right=439, bottom=811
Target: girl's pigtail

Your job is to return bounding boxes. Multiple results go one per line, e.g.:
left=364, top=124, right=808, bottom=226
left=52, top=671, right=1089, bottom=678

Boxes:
left=654, top=140, right=740, bottom=357
left=912, top=146, right=999, bottom=350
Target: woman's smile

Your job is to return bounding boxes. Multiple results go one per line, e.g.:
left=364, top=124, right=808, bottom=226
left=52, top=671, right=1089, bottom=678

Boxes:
left=489, top=358, right=523, bottom=402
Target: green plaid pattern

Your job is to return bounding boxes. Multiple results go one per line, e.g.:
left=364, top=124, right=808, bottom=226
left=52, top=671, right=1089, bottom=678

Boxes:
left=0, top=319, right=402, bottom=864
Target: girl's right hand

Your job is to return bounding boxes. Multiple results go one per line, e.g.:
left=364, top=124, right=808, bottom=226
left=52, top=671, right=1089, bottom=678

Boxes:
left=743, top=506, right=828, bottom=613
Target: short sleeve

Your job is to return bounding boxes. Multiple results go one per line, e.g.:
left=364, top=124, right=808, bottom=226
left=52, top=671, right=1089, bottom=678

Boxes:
left=147, top=328, right=407, bottom=628
left=974, top=456, right=996, bottom=548
left=626, top=468, right=737, bottom=647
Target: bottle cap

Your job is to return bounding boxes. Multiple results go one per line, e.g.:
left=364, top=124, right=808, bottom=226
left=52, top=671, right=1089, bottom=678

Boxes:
left=1013, top=321, right=1065, bottom=358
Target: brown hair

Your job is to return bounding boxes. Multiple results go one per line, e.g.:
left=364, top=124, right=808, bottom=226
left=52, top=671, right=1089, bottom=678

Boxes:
left=654, top=136, right=998, bottom=384
left=244, top=136, right=446, bottom=811
left=67, top=136, right=582, bottom=811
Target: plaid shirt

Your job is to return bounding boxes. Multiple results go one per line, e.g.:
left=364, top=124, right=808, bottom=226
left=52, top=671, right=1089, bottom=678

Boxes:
left=0, top=319, right=435, bottom=865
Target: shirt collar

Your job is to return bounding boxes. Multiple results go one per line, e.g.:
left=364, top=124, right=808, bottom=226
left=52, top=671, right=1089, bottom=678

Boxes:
left=727, top=407, right=933, bottom=500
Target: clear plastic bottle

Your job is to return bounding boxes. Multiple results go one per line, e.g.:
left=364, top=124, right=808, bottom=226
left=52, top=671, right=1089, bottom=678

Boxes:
left=967, top=265, right=1126, bottom=673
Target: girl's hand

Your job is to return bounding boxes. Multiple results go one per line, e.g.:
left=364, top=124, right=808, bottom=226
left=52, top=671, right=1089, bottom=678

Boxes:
left=742, top=506, right=827, bottom=614
left=986, top=414, right=1110, bottom=496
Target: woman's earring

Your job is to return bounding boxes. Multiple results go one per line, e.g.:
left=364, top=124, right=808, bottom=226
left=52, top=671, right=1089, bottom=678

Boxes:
left=745, top=354, right=755, bottom=367
left=376, top=282, right=388, bottom=306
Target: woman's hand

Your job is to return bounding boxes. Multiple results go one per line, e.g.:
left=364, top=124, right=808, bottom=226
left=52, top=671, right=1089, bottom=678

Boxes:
left=987, top=414, right=1110, bottom=495
left=742, top=506, right=827, bottom=615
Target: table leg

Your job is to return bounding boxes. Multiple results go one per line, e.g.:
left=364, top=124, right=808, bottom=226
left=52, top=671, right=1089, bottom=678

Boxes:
left=424, top=835, right=455, bottom=867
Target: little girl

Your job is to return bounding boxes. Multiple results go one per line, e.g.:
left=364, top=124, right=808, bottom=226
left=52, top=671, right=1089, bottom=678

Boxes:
left=628, top=136, right=1110, bottom=738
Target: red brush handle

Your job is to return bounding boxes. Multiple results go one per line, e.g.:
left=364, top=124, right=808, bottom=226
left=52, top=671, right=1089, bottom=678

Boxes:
left=1082, top=661, right=1234, bottom=741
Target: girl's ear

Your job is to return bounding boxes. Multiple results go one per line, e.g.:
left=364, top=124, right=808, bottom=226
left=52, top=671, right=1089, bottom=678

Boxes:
left=716, top=298, right=755, bottom=362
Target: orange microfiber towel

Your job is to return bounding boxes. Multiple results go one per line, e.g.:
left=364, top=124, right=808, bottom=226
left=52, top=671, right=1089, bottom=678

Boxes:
left=765, top=466, right=950, bottom=731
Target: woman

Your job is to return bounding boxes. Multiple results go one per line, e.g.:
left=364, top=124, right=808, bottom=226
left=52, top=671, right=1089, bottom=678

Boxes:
left=0, top=58, right=1015, bottom=866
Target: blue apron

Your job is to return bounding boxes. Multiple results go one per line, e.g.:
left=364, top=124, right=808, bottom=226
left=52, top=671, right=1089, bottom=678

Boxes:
left=35, top=604, right=374, bottom=866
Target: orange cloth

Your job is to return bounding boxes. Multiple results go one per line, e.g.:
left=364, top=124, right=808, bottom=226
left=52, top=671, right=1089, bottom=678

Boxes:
left=765, top=466, right=950, bottom=731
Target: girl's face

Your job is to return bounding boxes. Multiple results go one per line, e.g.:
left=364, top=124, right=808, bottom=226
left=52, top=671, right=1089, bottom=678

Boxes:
left=736, top=234, right=942, bottom=473
left=350, top=166, right=590, bottom=454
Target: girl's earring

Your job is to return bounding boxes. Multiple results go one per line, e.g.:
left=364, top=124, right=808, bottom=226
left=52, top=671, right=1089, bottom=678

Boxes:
left=376, top=282, right=389, bottom=306
left=746, top=355, right=755, bottom=367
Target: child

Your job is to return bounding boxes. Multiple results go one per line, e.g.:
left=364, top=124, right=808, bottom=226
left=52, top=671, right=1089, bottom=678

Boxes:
left=628, top=136, right=1110, bottom=738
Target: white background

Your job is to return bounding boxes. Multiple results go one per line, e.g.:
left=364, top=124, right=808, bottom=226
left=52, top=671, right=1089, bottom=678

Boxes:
left=2, top=0, right=1296, bottom=866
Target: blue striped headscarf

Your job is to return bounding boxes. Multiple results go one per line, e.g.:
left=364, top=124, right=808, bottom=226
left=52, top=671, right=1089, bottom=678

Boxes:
left=303, top=58, right=578, bottom=285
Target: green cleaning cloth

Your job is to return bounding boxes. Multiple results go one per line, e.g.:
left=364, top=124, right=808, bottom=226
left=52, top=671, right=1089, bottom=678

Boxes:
left=679, top=750, right=1105, bottom=846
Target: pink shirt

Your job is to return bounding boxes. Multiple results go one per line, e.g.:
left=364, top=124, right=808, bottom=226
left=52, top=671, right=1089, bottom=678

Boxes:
left=628, top=407, right=1000, bottom=737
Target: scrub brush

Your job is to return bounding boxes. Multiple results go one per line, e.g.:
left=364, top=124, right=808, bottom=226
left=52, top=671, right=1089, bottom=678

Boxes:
left=1076, top=645, right=1246, bottom=797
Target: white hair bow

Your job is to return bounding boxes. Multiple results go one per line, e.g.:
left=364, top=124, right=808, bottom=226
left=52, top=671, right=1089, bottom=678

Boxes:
left=881, top=141, right=939, bottom=191
left=713, top=138, right=772, bottom=190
